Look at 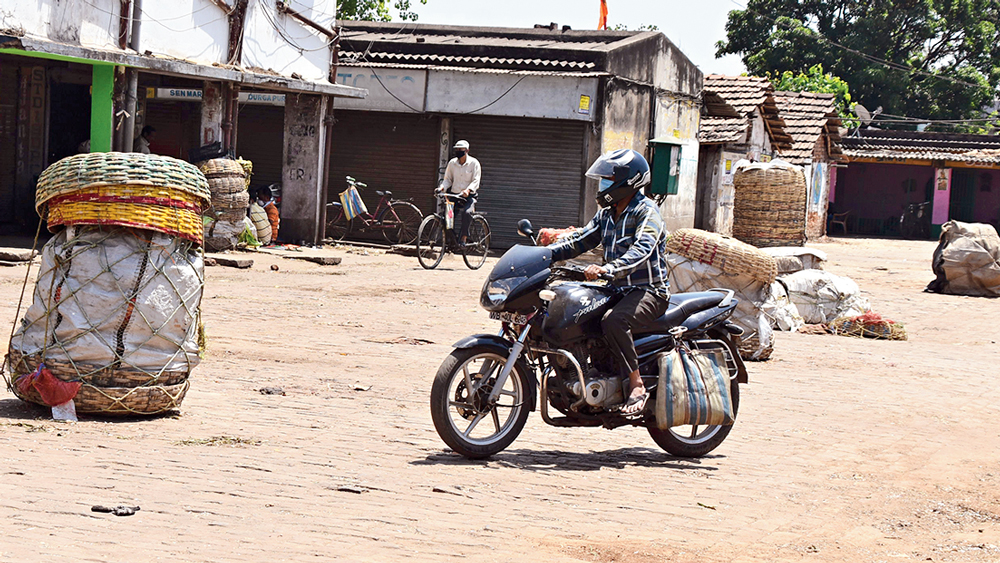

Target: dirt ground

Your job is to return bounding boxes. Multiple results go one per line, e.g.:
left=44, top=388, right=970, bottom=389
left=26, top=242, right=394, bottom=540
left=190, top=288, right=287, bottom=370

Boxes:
left=1, top=236, right=999, bottom=563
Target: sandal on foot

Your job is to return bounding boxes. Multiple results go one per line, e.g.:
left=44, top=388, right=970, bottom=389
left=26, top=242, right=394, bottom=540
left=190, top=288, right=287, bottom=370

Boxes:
left=621, top=391, right=649, bottom=416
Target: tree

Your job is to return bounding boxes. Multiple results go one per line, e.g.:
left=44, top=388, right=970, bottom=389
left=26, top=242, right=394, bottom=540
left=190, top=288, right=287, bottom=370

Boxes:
left=338, top=0, right=427, bottom=22
left=770, top=64, right=856, bottom=125
left=716, top=0, right=1000, bottom=129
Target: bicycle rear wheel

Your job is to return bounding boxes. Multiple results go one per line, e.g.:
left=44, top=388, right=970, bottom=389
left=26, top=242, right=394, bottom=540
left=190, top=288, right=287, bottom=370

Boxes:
left=381, top=201, right=423, bottom=245
left=326, top=208, right=354, bottom=242
left=417, top=215, right=445, bottom=269
left=462, top=215, right=491, bottom=270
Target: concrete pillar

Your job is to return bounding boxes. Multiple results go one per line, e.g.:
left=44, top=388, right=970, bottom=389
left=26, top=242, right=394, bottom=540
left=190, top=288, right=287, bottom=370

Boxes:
left=90, top=65, right=115, bottom=152
left=437, top=117, right=451, bottom=186
left=281, top=93, right=327, bottom=244
left=201, top=81, right=224, bottom=147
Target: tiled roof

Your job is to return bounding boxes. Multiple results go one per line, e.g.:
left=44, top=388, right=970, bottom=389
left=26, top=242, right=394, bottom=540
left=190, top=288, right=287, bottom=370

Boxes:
left=698, top=116, right=746, bottom=144
left=773, top=91, right=845, bottom=165
left=701, top=75, right=792, bottom=150
left=841, top=129, right=1000, bottom=165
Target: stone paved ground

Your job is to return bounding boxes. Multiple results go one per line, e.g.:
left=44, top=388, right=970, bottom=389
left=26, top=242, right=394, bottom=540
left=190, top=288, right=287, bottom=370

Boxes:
left=1, top=238, right=998, bottom=562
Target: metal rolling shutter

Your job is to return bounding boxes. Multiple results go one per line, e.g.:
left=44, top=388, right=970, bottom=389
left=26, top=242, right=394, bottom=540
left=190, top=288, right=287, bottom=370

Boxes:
left=328, top=111, right=440, bottom=214
left=452, top=116, right=586, bottom=248
left=236, top=105, right=284, bottom=190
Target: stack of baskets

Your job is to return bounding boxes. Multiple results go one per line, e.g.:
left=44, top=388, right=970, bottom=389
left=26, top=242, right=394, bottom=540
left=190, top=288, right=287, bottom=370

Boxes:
left=7, top=152, right=209, bottom=415
left=732, top=160, right=807, bottom=248
left=199, top=158, right=250, bottom=251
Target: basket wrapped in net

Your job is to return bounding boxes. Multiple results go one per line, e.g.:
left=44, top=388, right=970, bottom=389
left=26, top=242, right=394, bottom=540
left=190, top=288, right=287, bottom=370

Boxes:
left=249, top=202, right=272, bottom=245
left=732, top=160, right=807, bottom=248
left=35, top=153, right=211, bottom=246
left=666, top=228, right=778, bottom=285
left=197, top=158, right=251, bottom=251
left=8, top=226, right=204, bottom=415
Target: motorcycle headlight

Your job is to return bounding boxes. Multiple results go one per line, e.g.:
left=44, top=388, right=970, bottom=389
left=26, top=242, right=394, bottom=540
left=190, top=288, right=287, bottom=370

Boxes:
left=484, top=277, right=526, bottom=306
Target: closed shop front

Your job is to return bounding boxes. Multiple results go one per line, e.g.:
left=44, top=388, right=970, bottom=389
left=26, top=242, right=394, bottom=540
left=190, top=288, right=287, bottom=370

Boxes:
left=327, top=110, right=440, bottom=224
left=142, top=96, right=201, bottom=160
left=452, top=115, right=588, bottom=248
left=236, top=104, right=284, bottom=192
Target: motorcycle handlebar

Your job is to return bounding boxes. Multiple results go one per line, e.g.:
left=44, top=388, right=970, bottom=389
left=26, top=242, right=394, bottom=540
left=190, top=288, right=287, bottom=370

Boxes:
left=551, top=265, right=614, bottom=282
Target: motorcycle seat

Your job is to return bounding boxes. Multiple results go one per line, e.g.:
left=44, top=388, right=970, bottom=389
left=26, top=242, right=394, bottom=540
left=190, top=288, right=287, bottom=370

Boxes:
left=638, top=291, right=726, bottom=334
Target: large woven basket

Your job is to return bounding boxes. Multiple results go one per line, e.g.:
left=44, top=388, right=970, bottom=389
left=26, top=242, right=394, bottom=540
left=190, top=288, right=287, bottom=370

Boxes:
left=13, top=379, right=189, bottom=415
left=198, top=158, right=246, bottom=179
left=667, top=228, right=778, bottom=285
left=36, top=153, right=210, bottom=245
left=732, top=161, right=807, bottom=248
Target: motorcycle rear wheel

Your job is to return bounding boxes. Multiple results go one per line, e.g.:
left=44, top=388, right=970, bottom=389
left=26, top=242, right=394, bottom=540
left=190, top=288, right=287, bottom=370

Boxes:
left=646, top=378, right=739, bottom=458
left=430, top=346, right=531, bottom=459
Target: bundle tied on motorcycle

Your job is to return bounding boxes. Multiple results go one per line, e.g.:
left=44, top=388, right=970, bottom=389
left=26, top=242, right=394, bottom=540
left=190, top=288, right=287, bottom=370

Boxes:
left=7, top=153, right=207, bottom=415
left=665, top=229, right=778, bottom=361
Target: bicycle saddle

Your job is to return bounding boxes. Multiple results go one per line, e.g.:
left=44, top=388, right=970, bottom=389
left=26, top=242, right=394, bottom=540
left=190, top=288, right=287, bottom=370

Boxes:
left=376, top=190, right=393, bottom=197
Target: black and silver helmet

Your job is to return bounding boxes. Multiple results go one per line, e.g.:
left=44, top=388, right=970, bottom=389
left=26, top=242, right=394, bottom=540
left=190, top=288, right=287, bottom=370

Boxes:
left=586, top=149, right=651, bottom=208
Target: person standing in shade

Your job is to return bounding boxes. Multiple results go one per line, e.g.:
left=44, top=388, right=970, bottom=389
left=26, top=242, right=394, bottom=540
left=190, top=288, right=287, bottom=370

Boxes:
left=435, top=140, right=481, bottom=245
left=135, top=126, right=156, bottom=154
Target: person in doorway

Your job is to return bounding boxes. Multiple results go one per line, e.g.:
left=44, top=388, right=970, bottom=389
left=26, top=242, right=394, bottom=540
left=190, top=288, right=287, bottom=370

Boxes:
left=257, top=185, right=280, bottom=243
left=435, top=140, right=481, bottom=245
left=546, top=149, right=670, bottom=416
left=135, top=125, right=156, bottom=154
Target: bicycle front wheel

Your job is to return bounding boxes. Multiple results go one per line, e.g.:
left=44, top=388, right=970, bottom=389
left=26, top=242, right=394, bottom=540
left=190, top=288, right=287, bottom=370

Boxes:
left=417, top=215, right=445, bottom=269
left=462, top=215, right=491, bottom=270
left=381, top=201, right=423, bottom=245
left=326, top=208, right=353, bottom=242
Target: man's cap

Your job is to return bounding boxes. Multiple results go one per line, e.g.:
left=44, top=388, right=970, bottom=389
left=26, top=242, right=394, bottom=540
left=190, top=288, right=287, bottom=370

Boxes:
left=453, top=140, right=470, bottom=150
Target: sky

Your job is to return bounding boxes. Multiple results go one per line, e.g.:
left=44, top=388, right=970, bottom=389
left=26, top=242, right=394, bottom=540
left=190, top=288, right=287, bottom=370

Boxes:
left=395, top=0, right=748, bottom=76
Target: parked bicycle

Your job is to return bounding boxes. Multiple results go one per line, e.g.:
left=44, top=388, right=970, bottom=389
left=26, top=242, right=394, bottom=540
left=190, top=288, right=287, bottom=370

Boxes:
left=326, top=176, right=423, bottom=245
left=416, top=192, right=491, bottom=270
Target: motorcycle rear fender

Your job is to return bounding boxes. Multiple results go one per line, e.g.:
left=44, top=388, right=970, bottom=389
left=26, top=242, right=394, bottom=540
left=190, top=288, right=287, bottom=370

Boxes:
left=451, top=334, right=538, bottom=411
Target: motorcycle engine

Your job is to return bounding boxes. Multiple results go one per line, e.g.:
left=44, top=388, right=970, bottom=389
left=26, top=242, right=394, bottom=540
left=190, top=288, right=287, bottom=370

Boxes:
left=572, top=369, right=627, bottom=409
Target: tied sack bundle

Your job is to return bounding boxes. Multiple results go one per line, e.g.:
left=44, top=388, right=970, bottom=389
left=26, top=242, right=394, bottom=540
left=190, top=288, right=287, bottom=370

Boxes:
left=732, top=160, right=807, bottom=248
left=926, top=220, right=1000, bottom=297
left=199, top=158, right=249, bottom=252
left=665, top=229, right=778, bottom=361
left=9, top=152, right=209, bottom=415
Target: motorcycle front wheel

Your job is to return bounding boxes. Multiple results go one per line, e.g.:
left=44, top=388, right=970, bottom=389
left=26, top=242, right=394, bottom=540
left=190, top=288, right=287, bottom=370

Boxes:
left=646, top=378, right=740, bottom=458
left=430, top=346, right=531, bottom=459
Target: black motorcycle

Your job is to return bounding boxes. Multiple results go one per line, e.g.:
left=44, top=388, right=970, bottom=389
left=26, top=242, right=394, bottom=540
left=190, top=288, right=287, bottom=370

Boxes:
left=900, top=201, right=932, bottom=240
left=429, top=220, right=748, bottom=459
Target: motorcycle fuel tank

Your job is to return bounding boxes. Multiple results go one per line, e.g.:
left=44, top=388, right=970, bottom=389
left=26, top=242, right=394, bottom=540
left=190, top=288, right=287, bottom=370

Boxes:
left=542, top=282, right=617, bottom=347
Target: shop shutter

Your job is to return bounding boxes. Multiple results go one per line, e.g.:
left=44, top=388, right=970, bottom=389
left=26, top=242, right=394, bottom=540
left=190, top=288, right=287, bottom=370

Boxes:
left=236, top=104, right=284, bottom=190
left=143, top=100, right=200, bottom=160
left=328, top=111, right=440, bottom=215
left=452, top=116, right=587, bottom=248
left=0, top=63, right=18, bottom=223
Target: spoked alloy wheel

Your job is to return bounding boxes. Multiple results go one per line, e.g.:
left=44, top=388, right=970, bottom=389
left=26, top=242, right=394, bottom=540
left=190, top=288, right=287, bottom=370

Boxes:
left=380, top=201, right=423, bottom=245
left=646, top=378, right=739, bottom=458
left=461, top=215, right=491, bottom=270
left=430, top=347, right=531, bottom=459
left=326, top=209, right=353, bottom=242
left=416, top=215, right=445, bottom=269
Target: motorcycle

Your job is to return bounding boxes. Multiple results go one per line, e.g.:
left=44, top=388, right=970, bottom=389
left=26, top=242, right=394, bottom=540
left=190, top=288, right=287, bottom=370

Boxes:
left=429, top=220, right=748, bottom=459
left=900, top=201, right=931, bottom=240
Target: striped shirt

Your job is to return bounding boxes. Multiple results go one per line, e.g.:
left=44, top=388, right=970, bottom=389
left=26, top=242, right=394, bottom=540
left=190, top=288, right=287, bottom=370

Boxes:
left=549, top=192, right=670, bottom=294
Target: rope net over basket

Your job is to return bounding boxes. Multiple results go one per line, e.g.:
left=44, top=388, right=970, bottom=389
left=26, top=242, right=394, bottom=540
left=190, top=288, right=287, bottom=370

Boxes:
left=7, top=226, right=204, bottom=414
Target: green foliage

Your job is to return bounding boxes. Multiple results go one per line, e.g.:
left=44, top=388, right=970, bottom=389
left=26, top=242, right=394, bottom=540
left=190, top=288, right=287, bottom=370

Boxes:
left=769, top=64, right=855, bottom=124
left=717, top=0, right=1000, bottom=130
left=339, top=0, right=428, bottom=22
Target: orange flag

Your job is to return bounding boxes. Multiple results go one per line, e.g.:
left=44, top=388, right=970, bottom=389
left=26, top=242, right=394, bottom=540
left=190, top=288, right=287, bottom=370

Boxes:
left=598, top=0, right=608, bottom=30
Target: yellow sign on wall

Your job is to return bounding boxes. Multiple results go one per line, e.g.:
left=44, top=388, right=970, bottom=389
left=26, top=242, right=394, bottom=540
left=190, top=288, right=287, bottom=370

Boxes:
left=578, top=95, right=591, bottom=115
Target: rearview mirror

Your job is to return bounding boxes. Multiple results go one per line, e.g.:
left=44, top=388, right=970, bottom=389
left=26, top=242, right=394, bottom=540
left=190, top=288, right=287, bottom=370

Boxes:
left=517, top=219, right=534, bottom=238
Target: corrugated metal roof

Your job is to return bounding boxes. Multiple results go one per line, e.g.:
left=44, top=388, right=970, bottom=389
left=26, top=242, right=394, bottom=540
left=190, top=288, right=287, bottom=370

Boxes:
left=338, top=59, right=609, bottom=78
left=773, top=91, right=845, bottom=165
left=340, top=50, right=598, bottom=70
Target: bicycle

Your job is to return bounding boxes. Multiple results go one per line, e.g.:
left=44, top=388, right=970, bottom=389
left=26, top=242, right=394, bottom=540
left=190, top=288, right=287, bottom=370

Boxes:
left=326, top=176, right=423, bottom=245
left=416, top=192, right=491, bottom=270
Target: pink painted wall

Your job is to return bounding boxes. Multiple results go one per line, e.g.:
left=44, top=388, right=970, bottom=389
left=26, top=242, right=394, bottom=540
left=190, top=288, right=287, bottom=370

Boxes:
left=931, top=168, right=951, bottom=225
left=832, top=162, right=935, bottom=233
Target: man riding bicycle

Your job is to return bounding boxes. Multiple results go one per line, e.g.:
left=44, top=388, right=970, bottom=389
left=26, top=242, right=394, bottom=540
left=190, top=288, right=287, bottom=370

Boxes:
left=435, top=140, right=481, bottom=245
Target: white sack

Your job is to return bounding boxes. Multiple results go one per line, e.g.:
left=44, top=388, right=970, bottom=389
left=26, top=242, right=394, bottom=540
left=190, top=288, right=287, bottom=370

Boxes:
left=779, top=269, right=870, bottom=324
left=665, top=253, right=773, bottom=360
left=11, top=226, right=203, bottom=374
left=760, top=246, right=827, bottom=274
left=762, top=280, right=805, bottom=332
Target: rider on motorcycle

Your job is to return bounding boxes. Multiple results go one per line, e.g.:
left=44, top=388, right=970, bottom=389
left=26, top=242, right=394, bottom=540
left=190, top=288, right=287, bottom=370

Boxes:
left=547, top=149, right=671, bottom=416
